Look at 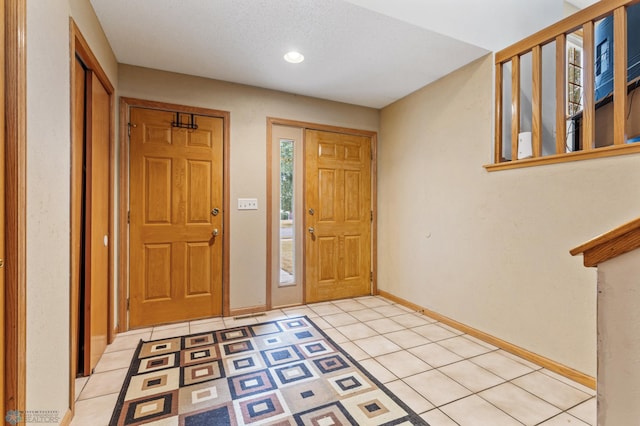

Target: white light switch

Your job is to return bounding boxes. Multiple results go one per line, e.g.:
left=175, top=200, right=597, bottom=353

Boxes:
left=238, top=198, right=258, bottom=210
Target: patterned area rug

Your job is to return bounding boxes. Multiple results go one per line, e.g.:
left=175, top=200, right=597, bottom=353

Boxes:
left=110, top=316, right=428, bottom=425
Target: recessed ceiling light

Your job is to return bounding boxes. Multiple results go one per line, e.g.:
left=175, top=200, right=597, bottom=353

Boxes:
left=284, top=51, right=304, bottom=64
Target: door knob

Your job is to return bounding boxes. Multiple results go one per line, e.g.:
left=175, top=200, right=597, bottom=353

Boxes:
left=308, top=227, right=314, bottom=234
left=212, top=229, right=219, bottom=237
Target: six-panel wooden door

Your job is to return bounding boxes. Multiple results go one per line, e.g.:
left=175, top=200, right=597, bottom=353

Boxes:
left=305, top=129, right=372, bottom=303
left=129, top=108, right=224, bottom=327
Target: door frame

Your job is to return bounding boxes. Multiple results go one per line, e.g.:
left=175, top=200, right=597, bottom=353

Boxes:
left=118, top=98, right=231, bottom=330
left=4, top=0, right=26, bottom=418
left=69, top=18, right=115, bottom=413
left=266, top=117, right=378, bottom=309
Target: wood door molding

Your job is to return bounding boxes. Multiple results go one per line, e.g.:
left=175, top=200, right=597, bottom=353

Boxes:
left=0, top=0, right=5, bottom=416
left=118, top=97, right=231, bottom=330
left=268, top=117, right=377, bottom=138
left=4, top=0, right=26, bottom=416
left=265, top=118, right=378, bottom=309
left=71, top=20, right=113, bottom=94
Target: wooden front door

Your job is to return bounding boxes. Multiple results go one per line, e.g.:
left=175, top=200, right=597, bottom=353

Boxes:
left=129, top=107, right=224, bottom=328
left=305, top=130, right=372, bottom=303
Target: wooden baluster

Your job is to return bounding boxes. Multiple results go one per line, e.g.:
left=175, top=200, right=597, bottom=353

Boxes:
left=532, top=45, right=543, bottom=157
left=556, top=34, right=567, bottom=154
left=614, top=6, right=628, bottom=145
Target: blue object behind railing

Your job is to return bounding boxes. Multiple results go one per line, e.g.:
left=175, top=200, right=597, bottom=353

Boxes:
left=594, top=3, right=640, bottom=102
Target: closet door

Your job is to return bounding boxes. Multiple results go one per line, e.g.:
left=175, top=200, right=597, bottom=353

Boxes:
left=74, top=63, right=111, bottom=375
left=84, top=71, right=111, bottom=373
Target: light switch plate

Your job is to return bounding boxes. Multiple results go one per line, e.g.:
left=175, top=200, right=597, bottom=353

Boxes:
left=238, top=198, right=258, bottom=210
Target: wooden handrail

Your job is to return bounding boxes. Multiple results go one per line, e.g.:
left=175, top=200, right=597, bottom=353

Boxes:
left=570, top=217, right=640, bottom=266
left=496, top=0, right=638, bottom=64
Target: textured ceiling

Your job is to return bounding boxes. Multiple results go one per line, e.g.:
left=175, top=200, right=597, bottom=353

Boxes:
left=90, top=0, right=567, bottom=108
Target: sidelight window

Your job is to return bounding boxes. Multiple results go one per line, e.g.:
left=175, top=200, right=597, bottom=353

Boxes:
left=279, top=139, right=295, bottom=286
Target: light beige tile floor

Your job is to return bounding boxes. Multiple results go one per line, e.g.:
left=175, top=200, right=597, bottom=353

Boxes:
left=71, top=295, right=596, bottom=426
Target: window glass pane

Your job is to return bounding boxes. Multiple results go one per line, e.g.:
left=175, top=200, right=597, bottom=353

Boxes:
left=502, top=60, right=513, bottom=161
left=279, top=139, right=295, bottom=285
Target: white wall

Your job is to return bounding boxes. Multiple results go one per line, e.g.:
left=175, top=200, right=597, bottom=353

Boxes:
left=69, top=0, right=118, bottom=84
left=26, top=0, right=71, bottom=417
left=118, top=64, right=379, bottom=310
left=25, top=0, right=118, bottom=419
left=379, top=54, right=640, bottom=376
left=564, top=1, right=581, bottom=17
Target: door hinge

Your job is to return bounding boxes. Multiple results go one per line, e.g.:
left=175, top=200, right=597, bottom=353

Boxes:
left=127, top=298, right=130, bottom=310
left=127, top=122, right=137, bottom=136
left=370, top=271, right=373, bottom=281
left=371, top=210, right=373, bottom=221
left=127, top=211, right=130, bottom=224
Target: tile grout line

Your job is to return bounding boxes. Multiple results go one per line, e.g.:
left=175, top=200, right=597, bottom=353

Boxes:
left=309, top=303, right=589, bottom=420
left=424, top=408, right=462, bottom=426
left=76, top=390, right=121, bottom=403
left=533, top=410, right=592, bottom=426
left=537, top=368, right=597, bottom=396
left=342, top=306, right=580, bottom=425
left=507, top=372, right=594, bottom=412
